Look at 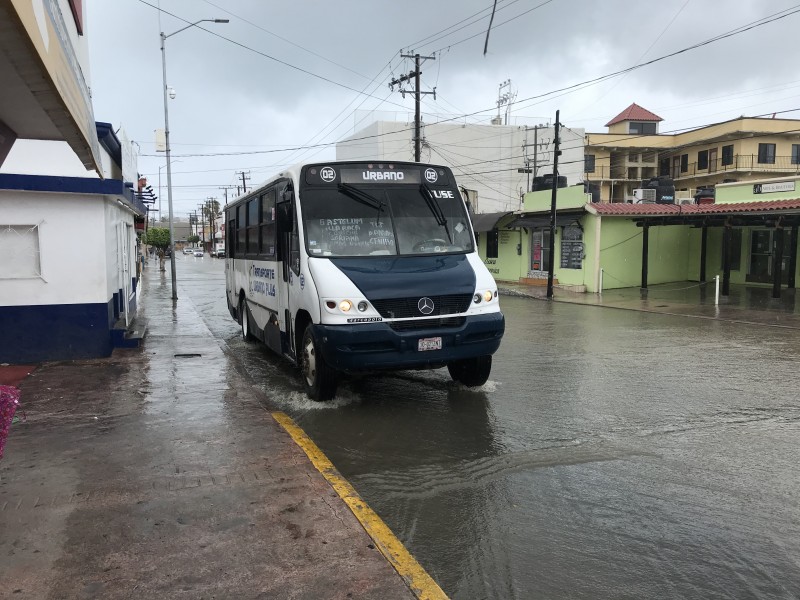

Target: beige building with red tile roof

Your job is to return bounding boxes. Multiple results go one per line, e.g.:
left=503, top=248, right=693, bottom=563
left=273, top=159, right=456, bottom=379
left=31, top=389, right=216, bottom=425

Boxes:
left=585, top=104, right=800, bottom=204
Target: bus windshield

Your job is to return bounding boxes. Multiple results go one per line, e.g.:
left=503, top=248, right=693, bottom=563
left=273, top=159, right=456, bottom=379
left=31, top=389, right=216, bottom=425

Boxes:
left=301, top=185, right=474, bottom=257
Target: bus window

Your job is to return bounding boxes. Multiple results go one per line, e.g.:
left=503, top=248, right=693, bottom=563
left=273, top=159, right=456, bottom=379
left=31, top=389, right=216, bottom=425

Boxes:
left=227, top=218, right=235, bottom=258
left=260, top=189, right=276, bottom=257
left=237, top=204, right=246, bottom=254
left=247, top=198, right=260, bottom=254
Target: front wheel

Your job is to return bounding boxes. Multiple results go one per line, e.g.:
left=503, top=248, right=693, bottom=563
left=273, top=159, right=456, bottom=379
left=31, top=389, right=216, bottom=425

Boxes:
left=447, top=355, right=492, bottom=387
left=239, top=297, right=256, bottom=342
left=301, top=325, right=338, bottom=401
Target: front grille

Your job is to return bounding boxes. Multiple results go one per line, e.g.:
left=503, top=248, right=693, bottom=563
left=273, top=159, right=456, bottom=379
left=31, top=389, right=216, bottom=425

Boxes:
left=372, top=294, right=472, bottom=318
left=388, top=317, right=465, bottom=331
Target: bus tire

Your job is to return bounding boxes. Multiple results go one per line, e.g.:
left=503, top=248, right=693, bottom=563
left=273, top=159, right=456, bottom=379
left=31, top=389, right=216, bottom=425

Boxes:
left=239, top=297, right=256, bottom=342
left=447, top=355, right=492, bottom=387
left=301, top=325, right=337, bottom=401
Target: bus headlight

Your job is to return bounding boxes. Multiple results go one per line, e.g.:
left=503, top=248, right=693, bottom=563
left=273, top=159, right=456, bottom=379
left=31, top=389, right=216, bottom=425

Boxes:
left=357, top=301, right=368, bottom=312
left=339, top=299, right=353, bottom=312
left=473, top=293, right=482, bottom=304
left=483, top=290, right=494, bottom=303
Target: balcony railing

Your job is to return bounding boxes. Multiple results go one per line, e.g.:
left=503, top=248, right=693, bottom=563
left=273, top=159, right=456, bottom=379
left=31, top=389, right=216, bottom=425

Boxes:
left=670, top=155, right=800, bottom=179
left=585, top=155, right=800, bottom=181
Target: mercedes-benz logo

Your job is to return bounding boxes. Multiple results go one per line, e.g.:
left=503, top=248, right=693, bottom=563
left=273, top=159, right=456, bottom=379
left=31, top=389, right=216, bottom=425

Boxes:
left=418, top=297, right=435, bottom=315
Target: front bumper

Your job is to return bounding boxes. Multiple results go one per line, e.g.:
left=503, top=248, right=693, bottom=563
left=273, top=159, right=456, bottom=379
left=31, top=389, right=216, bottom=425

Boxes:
left=312, top=312, right=505, bottom=371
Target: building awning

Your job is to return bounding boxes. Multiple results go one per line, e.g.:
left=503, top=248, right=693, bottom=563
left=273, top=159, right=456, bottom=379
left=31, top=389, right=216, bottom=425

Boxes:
left=506, top=210, right=585, bottom=229
left=589, top=199, right=800, bottom=227
left=471, top=211, right=512, bottom=232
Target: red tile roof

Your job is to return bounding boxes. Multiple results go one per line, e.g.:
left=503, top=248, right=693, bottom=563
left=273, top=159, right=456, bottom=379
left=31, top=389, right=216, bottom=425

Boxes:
left=605, top=103, right=664, bottom=127
left=591, top=199, right=800, bottom=216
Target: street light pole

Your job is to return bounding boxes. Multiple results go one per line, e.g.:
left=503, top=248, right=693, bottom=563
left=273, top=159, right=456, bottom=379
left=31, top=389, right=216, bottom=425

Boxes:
left=160, top=18, right=228, bottom=300
left=158, top=160, right=181, bottom=226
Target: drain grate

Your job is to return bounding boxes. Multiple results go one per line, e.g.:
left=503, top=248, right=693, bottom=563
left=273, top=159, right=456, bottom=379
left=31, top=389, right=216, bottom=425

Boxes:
left=174, top=353, right=202, bottom=358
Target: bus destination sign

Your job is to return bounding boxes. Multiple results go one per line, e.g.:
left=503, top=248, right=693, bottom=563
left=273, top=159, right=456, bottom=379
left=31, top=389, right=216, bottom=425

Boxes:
left=305, top=164, right=449, bottom=186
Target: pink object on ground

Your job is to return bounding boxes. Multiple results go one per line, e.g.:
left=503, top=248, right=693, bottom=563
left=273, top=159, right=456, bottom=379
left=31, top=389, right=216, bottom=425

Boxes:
left=0, top=385, right=21, bottom=460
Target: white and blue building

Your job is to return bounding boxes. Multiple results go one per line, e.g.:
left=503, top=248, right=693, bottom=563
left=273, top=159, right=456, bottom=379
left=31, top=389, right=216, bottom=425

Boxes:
left=0, top=0, right=146, bottom=363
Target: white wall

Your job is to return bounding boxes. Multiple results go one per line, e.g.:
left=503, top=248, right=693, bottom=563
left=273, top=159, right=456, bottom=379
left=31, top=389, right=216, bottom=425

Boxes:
left=103, top=199, right=137, bottom=299
left=336, top=121, right=585, bottom=214
left=0, top=190, right=109, bottom=306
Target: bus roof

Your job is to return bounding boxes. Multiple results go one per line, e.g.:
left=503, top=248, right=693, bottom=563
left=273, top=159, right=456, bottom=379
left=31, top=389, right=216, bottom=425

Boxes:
left=224, top=160, right=453, bottom=210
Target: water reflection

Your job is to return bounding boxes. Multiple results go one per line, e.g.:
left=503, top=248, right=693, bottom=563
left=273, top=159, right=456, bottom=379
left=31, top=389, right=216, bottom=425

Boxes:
left=290, top=372, right=505, bottom=596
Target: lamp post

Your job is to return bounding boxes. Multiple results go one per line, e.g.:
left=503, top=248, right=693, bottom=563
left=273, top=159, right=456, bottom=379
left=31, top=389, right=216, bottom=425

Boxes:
left=160, top=18, right=228, bottom=300
left=158, top=160, right=181, bottom=226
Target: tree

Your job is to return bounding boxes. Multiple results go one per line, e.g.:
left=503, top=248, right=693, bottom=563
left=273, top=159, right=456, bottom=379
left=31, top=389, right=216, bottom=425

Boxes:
left=142, top=227, right=171, bottom=271
left=202, top=199, right=222, bottom=248
left=187, top=234, right=200, bottom=244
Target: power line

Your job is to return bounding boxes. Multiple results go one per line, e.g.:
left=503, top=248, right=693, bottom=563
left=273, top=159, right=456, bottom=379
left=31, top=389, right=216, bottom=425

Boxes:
left=142, top=5, right=800, bottom=163
left=509, top=5, right=800, bottom=116
left=137, top=0, right=408, bottom=109
left=403, top=0, right=520, bottom=51
left=197, top=0, right=374, bottom=82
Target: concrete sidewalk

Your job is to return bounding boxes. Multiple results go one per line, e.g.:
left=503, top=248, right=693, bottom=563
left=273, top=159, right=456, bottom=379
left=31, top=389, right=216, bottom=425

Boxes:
left=0, top=275, right=416, bottom=599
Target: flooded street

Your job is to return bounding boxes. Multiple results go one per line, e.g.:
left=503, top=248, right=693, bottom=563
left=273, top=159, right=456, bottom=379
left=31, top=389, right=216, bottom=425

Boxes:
left=181, top=255, right=800, bottom=599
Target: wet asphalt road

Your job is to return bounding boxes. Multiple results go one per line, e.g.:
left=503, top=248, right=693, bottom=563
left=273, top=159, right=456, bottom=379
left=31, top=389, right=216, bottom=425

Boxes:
left=176, top=255, right=800, bottom=599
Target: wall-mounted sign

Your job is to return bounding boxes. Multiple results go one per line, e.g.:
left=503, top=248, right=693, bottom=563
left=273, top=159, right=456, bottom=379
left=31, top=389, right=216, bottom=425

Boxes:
left=753, top=181, right=796, bottom=194
left=560, top=225, right=583, bottom=269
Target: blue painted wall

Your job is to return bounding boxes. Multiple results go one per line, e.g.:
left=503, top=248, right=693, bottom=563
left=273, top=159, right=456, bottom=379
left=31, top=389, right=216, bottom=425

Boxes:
left=0, top=300, right=115, bottom=363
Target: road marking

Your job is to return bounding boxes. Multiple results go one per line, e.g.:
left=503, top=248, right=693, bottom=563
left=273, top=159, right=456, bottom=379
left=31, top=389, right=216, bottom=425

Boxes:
left=271, top=411, right=448, bottom=600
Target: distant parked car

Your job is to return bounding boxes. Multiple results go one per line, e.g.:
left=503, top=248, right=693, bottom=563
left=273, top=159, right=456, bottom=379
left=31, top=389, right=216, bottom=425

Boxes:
left=193, top=249, right=204, bottom=257
left=183, top=247, right=194, bottom=255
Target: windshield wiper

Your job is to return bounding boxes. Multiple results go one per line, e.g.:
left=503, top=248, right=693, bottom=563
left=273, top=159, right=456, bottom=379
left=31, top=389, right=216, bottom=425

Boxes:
left=419, top=183, right=452, bottom=243
left=337, top=183, right=385, bottom=211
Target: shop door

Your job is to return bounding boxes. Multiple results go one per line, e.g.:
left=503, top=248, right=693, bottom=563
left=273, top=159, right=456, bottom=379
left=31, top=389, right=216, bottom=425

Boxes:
left=748, top=229, right=791, bottom=284
left=530, top=228, right=551, bottom=274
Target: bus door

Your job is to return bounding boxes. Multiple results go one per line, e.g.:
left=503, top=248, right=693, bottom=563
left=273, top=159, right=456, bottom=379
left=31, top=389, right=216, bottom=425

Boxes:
left=277, top=184, right=300, bottom=359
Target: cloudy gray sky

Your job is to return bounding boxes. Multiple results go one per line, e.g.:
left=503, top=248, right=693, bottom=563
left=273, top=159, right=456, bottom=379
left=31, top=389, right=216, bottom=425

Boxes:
left=85, top=0, right=800, bottom=217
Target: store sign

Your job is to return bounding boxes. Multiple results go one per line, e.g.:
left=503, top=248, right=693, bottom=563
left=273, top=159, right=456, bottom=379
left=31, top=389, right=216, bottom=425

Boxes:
left=753, top=181, right=796, bottom=194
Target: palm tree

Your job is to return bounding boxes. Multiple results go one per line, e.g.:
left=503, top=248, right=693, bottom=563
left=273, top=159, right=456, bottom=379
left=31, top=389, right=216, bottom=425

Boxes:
left=202, top=199, right=222, bottom=251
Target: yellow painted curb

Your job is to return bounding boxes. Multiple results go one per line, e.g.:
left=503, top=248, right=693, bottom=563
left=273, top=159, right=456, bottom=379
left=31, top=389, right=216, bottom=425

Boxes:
left=271, top=411, right=448, bottom=600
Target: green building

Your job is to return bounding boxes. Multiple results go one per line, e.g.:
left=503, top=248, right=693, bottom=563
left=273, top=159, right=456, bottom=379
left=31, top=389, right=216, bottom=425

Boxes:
left=475, top=177, right=800, bottom=298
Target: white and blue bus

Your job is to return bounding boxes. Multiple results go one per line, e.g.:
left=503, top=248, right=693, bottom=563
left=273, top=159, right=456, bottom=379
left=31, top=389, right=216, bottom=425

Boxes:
left=224, top=161, right=505, bottom=400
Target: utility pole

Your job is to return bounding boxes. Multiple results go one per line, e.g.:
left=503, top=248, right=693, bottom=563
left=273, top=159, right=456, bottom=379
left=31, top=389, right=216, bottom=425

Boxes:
left=547, top=110, right=561, bottom=300
left=207, top=197, right=217, bottom=249
left=219, top=186, right=234, bottom=205
left=390, top=53, right=436, bottom=162
left=522, top=124, right=552, bottom=188
left=496, top=79, right=515, bottom=125
left=198, top=203, right=206, bottom=250
left=237, top=171, right=251, bottom=194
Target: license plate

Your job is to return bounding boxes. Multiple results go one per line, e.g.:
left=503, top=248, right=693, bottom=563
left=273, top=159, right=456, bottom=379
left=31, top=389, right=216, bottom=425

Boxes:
left=418, top=337, right=442, bottom=351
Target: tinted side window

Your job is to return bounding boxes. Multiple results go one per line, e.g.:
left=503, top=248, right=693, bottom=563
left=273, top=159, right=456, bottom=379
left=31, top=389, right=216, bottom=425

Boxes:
left=260, top=189, right=276, bottom=257
left=237, top=205, right=246, bottom=254
left=247, top=198, right=260, bottom=254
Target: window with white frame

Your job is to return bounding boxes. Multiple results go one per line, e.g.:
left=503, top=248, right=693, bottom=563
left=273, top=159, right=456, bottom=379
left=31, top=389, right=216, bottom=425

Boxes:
left=0, top=224, right=42, bottom=279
